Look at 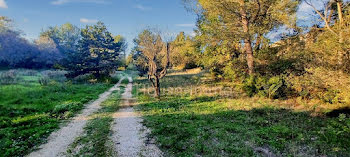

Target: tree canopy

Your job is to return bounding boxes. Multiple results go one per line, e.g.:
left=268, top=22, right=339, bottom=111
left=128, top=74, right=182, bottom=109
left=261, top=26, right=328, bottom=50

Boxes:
left=66, top=22, right=123, bottom=79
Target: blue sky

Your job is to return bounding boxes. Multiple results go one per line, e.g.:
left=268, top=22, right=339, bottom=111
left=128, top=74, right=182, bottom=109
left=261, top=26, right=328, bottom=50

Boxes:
left=0, top=0, right=197, bottom=52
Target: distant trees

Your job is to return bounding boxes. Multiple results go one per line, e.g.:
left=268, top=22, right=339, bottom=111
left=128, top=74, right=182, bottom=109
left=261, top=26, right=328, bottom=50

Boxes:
left=34, top=36, right=62, bottom=67
left=39, top=23, right=81, bottom=68
left=170, top=32, right=199, bottom=70
left=65, top=22, right=123, bottom=79
left=132, top=29, right=171, bottom=98
left=0, top=18, right=125, bottom=80
left=128, top=48, right=148, bottom=76
left=0, top=18, right=79, bottom=69
left=0, top=16, right=59, bottom=69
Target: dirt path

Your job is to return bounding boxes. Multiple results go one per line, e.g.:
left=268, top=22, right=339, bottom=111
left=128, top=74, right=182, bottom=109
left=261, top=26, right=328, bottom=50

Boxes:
left=27, top=78, right=125, bottom=157
left=112, top=77, right=163, bottom=157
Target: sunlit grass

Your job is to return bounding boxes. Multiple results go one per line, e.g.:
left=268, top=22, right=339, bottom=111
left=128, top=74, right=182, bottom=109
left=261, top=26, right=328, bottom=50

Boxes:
left=135, top=70, right=350, bottom=156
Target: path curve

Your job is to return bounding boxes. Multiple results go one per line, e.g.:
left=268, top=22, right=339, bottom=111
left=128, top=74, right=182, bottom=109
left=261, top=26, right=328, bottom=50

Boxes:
left=112, top=76, right=163, bottom=157
left=27, top=78, right=125, bottom=157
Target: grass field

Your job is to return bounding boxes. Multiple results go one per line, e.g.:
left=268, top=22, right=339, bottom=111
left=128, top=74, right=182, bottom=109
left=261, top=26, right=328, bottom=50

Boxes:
left=135, top=70, right=350, bottom=156
left=0, top=69, right=114, bottom=156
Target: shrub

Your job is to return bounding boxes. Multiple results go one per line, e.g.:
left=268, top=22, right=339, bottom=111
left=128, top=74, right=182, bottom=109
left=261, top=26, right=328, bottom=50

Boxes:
left=243, top=75, right=287, bottom=99
left=0, top=70, right=18, bottom=84
left=41, top=70, right=67, bottom=82
left=53, top=103, right=83, bottom=114
left=38, top=76, right=50, bottom=86
left=73, top=74, right=95, bottom=84
left=287, top=68, right=350, bottom=104
left=243, top=76, right=257, bottom=97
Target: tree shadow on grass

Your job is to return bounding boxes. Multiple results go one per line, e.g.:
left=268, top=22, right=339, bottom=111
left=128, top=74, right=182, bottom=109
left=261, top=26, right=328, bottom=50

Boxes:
left=326, top=107, right=350, bottom=117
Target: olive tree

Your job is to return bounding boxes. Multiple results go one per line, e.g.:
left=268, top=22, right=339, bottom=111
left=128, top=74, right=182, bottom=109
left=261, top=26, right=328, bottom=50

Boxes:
left=133, top=29, right=171, bottom=98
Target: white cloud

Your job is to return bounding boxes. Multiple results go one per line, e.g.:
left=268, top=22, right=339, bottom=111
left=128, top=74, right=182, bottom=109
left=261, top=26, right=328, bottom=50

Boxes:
left=0, top=0, right=8, bottom=9
left=134, top=4, right=151, bottom=11
left=176, top=24, right=195, bottom=27
left=52, top=0, right=108, bottom=5
left=80, top=18, right=98, bottom=23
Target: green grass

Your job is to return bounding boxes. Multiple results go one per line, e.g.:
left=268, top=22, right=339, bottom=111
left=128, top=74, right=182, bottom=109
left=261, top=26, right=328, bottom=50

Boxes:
left=135, top=71, right=350, bottom=156
left=67, top=87, right=125, bottom=157
left=0, top=71, right=113, bottom=157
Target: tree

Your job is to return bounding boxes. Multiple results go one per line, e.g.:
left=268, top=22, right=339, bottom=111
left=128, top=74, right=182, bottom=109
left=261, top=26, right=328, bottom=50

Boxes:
left=128, top=47, right=148, bottom=76
left=35, top=36, right=62, bottom=67
left=133, top=29, right=170, bottom=98
left=66, top=22, right=123, bottom=79
left=171, top=32, right=200, bottom=70
left=0, top=17, right=45, bottom=69
left=185, top=0, right=300, bottom=75
left=40, top=23, right=81, bottom=68
left=114, top=35, right=128, bottom=67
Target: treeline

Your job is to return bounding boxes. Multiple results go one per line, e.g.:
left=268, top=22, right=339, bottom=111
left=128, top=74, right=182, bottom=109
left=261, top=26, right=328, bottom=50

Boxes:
left=130, top=0, right=350, bottom=103
left=0, top=17, right=61, bottom=69
left=0, top=17, right=126, bottom=79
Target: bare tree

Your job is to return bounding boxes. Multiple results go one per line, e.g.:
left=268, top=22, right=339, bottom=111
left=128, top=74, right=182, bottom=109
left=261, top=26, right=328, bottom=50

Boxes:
left=134, top=29, right=171, bottom=98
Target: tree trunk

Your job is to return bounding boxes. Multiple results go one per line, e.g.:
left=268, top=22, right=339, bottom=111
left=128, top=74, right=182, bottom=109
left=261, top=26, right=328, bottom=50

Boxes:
left=239, top=0, right=254, bottom=75
left=336, top=1, right=345, bottom=68
left=154, top=76, right=161, bottom=99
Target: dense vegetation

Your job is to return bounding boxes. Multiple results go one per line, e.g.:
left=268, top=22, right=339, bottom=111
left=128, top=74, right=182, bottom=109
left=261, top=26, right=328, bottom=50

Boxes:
left=127, top=1, right=350, bottom=156
left=130, top=0, right=350, bottom=106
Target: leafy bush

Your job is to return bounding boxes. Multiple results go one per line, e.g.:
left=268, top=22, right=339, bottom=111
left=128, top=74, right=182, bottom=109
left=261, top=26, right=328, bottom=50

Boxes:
left=0, top=70, right=18, bottom=84
left=287, top=68, right=350, bottom=104
left=243, top=75, right=287, bottom=99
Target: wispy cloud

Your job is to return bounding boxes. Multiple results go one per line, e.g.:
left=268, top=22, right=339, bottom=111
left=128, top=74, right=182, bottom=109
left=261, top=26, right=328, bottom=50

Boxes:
left=134, top=4, right=151, bottom=11
left=80, top=18, right=98, bottom=23
left=52, top=0, right=108, bottom=5
left=0, top=0, right=8, bottom=9
left=175, top=23, right=195, bottom=27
